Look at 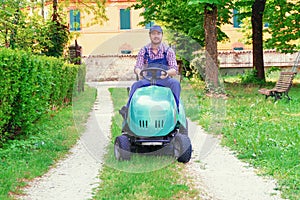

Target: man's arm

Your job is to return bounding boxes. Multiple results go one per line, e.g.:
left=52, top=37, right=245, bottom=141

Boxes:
left=166, top=68, right=177, bottom=77
left=134, top=47, right=146, bottom=75
left=134, top=47, right=146, bottom=79
left=166, top=48, right=178, bottom=76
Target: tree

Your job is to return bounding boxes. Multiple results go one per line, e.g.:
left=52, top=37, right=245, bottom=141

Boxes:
left=203, top=2, right=219, bottom=89
left=34, top=0, right=107, bottom=57
left=0, top=0, right=27, bottom=48
left=235, top=0, right=299, bottom=81
left=264, top=0, right=300, bottom=53
left=0, top=0, right=64, bottom=54
left=0, top=0, right=108, bottom=57
left=61, top=0, right=108, bottom=27
left=43, top=0, right=70, bottom=57
left=252, top=0, right=266, bottom=81
left=133, top=0, right=232, bottom=92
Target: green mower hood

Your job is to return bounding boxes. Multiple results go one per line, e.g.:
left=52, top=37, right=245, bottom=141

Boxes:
left=128, top=85, right=186, bottom=137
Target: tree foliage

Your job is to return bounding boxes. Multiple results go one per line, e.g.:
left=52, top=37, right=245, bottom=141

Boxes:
left=133, top=0, right=232, bottom=46
left=133, top=0, right=232, bottom=91
left=233, top=0, right=299, bottom=81
left=0, top=0, right=68, bottom=56
left=264, top=0, right=300, bottom=53
left=61, top=0, right=108, bottom=27
left=0, top=0, right=27, bottom=48
left=0, top=0, right=108, bottom=57
left=235, top=0, right=300, bottom=54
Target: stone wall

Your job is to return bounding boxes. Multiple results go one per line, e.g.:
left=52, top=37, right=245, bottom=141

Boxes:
left=84, top=51, right=298, bottom=81
left=84, top=55, right=137, bottom=82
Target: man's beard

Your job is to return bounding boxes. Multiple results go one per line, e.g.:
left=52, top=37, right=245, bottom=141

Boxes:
left=152, top=38, right=161, bottom=45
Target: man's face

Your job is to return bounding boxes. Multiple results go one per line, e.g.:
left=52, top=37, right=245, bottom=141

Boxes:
left=150, top=31, right=163, bottom=45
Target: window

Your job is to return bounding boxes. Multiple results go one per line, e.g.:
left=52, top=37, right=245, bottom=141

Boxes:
left=233, top=9, right=241, bottom=28
left=145, top=21, right=154, bottom=29
left=70, top=9, right=80, bottom=31
left=264, top=22, right=269, bottom=28
left=120, top=9, right=131, bottom=30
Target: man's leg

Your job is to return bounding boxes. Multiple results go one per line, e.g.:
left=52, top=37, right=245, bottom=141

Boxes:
left=120, top=79, right=150, bottom=119
left=156, top=78, right=181, bottom=108
left=127, top=79, right=150, bottom=107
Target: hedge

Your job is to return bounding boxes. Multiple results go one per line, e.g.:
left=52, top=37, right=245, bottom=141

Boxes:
left=0, top=48, right=85, bottom=144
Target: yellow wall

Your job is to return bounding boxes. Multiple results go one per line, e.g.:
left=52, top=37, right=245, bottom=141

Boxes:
left=75, top=2, right=253, bottom=55
left=52, top=1, right=255, bottom=55
left=218, top=23, right=252, bottom=50
left=71, top=1, right=150, bottom=56
left=37, top=1, right=299, bottom=55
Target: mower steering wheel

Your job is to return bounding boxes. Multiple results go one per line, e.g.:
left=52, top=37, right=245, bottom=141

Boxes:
left=140, top=67, right=168, bottom=82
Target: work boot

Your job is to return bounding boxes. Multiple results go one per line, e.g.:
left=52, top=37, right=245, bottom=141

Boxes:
left=119, top=106, right=128, bottom=120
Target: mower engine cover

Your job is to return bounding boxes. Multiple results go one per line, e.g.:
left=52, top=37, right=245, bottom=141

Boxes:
left=128, top=85, right=186, bottom=137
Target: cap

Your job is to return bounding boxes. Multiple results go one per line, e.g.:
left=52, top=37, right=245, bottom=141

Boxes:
left=149, top=25, right=163, bottom=33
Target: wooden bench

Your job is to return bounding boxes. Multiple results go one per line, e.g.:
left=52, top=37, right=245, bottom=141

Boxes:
left=258, top=72, right=297, bottom=101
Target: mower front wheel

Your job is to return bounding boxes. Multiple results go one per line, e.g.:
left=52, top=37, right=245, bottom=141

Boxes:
left=173, top=134, right=192, bottom=163
left=114, top=135, right=131, bottom=161
left=179, top=119, right=188, bottom=135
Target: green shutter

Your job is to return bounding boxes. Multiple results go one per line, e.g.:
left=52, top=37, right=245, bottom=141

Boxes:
left=70, top=10, right=80, bottom=31
left=120, top=9, right=130, bottom=30
left=264, top=22, right=269, bottom=27
left=233, top=9, right=241, bottom=28
left=145, top=21, right=154, bottom=29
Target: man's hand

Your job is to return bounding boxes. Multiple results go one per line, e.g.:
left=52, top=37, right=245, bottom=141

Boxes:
left=134, top=68, right=143, bottom=80
left=160, top=71, right=169, bottom=79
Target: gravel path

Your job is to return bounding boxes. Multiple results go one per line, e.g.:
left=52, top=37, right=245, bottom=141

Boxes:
left=19, top=83, right=116, bottom=200
left=19, top=81, right=282, bottom=200
left=186, top=120, right=282, bottom=200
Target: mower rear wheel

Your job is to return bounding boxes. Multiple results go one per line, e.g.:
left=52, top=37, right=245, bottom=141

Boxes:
left=173, top=134, right=192, bottom=163
left=114, top=135, right=131, bottom=161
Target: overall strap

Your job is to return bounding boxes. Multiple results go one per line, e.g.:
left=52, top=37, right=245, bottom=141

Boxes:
left=163, top=47, right=170, bottom=57
left=143, top=46, right=149, bottom=62
left=144, top=45, right=170, bottom=64
left=163, top=47, right=170, bottom=65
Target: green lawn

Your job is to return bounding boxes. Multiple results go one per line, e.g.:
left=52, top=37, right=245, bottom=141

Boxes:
left=181, top=72, right=300, bottom=200
left=93, top=88, right=199, bottom=199
left=0, top=86, right=97, bottom=200
left=94, top=73, right=299, bottom=200
left=1, top=72, right=299, bottom=200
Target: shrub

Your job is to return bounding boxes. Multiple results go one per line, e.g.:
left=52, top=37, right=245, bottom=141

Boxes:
left=0, top=48, right=85, bottom=144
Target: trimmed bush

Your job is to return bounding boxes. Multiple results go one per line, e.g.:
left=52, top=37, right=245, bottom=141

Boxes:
left=0, top=48, right=85, bottom=144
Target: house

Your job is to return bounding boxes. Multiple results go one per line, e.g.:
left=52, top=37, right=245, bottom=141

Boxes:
left=68, top=0, right=151, bottom=56
left=38, top=0, right=286, bottom=56
left=66, top=0, right=256, bottom=56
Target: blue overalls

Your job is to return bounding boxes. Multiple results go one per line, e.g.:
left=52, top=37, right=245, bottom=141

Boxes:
left=127, top=47, right=181, bottom=109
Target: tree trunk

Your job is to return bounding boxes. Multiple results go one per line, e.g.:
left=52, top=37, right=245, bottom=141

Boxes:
left=204, top=4, right=219, bottom=92
left=10, top=8, right=20, bottom=49
left=252, top=0, right=266, bottom=81
left=41, top=0, right=45, bottom=19
left=52, top=0, right=58, bottom=22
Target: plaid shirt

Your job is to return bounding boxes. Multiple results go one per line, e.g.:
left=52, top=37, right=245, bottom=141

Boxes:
left=135, top=43, right=178, bottom=72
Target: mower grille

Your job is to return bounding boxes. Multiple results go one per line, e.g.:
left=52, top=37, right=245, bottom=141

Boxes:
left=139, top=120, right=148, bottom=128
left=155, top=120, right=164, bottom=129
left=138, top=119, right=165, bottom=129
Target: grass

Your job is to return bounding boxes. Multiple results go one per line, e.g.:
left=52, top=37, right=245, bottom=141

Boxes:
left=181, top=72, right=300, bottom=200
left=94, top=155, right=194, bottom=199
left=0, top=85, right=97, bottom=200
left=1, top=71, right=299, bottom=199
left=95, top=73, right=299, bottom=199
left=93, top=88, right=200, bottom=200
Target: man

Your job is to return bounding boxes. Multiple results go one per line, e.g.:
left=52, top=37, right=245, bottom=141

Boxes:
left=120, top=25, right=181, bottom=119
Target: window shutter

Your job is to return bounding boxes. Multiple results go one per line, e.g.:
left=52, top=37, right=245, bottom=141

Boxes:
left=233, top=9, right=241, bottom=28
left=145, top=21, right=154, bottom=29
left=120, top=9, right=130, bottom=30
left=70, top=10, right=81, bottom=31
